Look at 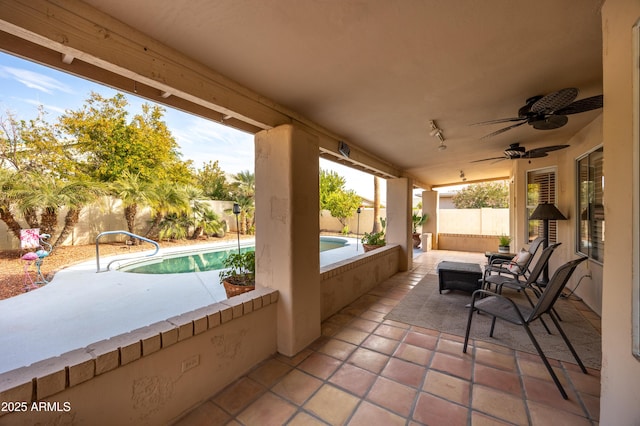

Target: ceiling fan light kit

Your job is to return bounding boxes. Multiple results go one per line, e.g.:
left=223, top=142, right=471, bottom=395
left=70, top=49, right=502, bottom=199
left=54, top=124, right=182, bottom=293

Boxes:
left=429, top=120, right=447, bottom=150
left=472, top=142, right=570, bottom=163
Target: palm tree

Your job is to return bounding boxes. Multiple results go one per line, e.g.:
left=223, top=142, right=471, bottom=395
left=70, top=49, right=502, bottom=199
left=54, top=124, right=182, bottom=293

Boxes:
left=53, top=180, right=105, bottom=248
left=144, top=181, right=190, bottom=239
left=110, top=170, right=155, bottom=240
left=372, top=176, right=381, bottom=233
left=230, top=170, right=255, bottom=235
left=0, top=168, right=24, bottom=241
left=190, top=204, right=225, bottom=240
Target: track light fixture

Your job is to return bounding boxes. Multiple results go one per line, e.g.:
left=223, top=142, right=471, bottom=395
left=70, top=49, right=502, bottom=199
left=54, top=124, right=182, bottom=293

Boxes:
left=459, top=170, right=467, bottom=181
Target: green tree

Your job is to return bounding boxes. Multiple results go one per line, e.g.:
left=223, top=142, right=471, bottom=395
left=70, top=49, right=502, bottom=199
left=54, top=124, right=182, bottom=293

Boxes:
left=320, top=169, right=362, bottom=234
left=110, top=170, right=156, bottom=238
left=59, top=92, right=192, bottom=184
left=196, top=160, right=232, bottom=200
left=452, top=181, right=509, bottom=209
left=144, top=181, right=190, bottom=239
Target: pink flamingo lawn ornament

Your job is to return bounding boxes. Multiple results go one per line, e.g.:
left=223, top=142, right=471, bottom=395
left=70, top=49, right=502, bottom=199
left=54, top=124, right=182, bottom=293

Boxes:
left=20, top=233, right=52, bottom=292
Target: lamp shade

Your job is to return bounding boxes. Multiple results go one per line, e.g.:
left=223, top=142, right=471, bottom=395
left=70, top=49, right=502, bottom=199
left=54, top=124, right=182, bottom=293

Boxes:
left=232, top=203, right=241, bottom=215
left=530, top=202, right=567, bottom=221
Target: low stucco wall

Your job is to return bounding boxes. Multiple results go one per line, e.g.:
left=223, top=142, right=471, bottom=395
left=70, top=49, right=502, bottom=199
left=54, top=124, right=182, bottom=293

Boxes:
left=0, top=288, right=278, bottom=426
left=320, top=244, right=401, bottom=320
left=436, top=234, right=499, bottom=253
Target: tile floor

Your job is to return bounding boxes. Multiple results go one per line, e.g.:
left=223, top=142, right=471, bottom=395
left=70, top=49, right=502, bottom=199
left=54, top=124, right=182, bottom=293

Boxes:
left=174, top=250, right=601, bottom=425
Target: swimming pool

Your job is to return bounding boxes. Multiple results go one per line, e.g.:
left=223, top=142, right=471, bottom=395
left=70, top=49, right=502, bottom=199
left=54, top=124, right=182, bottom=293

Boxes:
left=119, top=236, right=349, bottom=274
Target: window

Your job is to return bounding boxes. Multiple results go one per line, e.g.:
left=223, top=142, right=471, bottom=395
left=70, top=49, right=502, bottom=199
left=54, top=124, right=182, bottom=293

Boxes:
left=576, top=146, right=604, bottom=263
left=526, top=168, right=557, bottom=243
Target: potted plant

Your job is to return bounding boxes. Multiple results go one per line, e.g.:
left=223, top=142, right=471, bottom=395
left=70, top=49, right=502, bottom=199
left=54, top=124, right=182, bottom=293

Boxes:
left=412, top=212, right=429, bottom=248
left=219, top=251, right=255, bottom=297
left=361, top=231, right=386, bottom=252
left=498, top=235, right=512, bottom=253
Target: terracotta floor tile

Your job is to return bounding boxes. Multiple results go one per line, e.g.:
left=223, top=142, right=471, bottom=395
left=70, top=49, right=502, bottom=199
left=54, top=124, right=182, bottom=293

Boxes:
left=275, top=349, right=313, bottom=366
left=348, top=318, right=379, bottom=333
left=303, top=384, right=360, bottom=425
left=580, top=392, right=600, bottom=421
left=329, top=363, right=377, bottom=397
left=362, top=334, right=400, bottom=355
left=472, top=385, right=528, bottom=425
left=431, top=352, right=473, bottom=380
left=286, top=412, right=328, bottom=426
left=271, top=369, right=323, bottom=405
left=174, top=400, right=230, bottom=426
left=517, top=358, right=569, bottom=385
left=382, top=319, right=411, bottom=329
left=348, top=400, right=406, bottom=426
left=474, top=346, right=517, bottom=371
left=393, top=343, right=433, bottom=365
left=470, top=411, right=514, bottom=425
left=439, top=332, right=466, bottom=344
left=413, top=392, right=469, bottom=426
left=436, top=337, right=469, bottom=357
left=347, top=347, right=390, bottom=374
left=473, top=339, right=516, bottom=355
left=374, top=324, right=407, bottom=341
left=247, top=358, right=292, bottom=387
left=381, top=357, right=426, bottom=388
left=473, top=364, right=523, bottom=396
left=333, top=328, right=370, bottom=345
left=366, top=376, right=417, bottom=417
left=527, top=400, right=592, bottom=426
left=409, top=326, right=440, bottom=337
left=297, top=352, right=342, bottom=380
left=317, top=338, right=358, bottom=360
left=522, top=375, right=585, bottom=416
left=403, top=331, right=438, bottom=350
left=237, top=392, right=297, bottom=426
left=565, top=368, right=600, bottom=396
left=212, top=377, right=266, bottom=415
left=423, top=370, right=470, bottom=406
left=360, top=310, right=386, bottom=322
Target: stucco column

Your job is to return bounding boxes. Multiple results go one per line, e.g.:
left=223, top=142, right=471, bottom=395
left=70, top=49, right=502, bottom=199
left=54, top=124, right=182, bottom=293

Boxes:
left=386, top=177, right=412, bottom=271
left=421, top=190, right=438, bottom=250
left=255, top=124, right=320, bottom=356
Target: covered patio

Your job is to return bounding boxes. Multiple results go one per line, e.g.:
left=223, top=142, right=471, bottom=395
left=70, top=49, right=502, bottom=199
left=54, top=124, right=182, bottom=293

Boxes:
left=0, top=0, right=638, bottom=424
left=176, top=249, right=601, bottom=425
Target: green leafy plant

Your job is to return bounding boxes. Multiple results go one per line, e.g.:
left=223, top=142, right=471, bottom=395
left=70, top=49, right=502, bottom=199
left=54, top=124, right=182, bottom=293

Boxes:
left=412, top=212, right=429, bottom=234
left=499, top=235, right=512, bottom=246
left=219, top=251, right=255, bottom=286
left=361, top=231, right=386, bottom=246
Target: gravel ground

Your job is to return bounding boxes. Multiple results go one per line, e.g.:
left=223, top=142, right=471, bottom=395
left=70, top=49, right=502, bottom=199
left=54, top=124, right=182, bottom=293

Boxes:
left=0, top=235, right=249, bottom=301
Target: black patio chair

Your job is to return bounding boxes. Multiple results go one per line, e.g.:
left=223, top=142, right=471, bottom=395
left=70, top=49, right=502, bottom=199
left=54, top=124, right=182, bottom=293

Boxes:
left=463, top=256, right=588, bottom=399
left=484, top=236, right=545, bottom=282
left=482, top=243, right=562, bottom=333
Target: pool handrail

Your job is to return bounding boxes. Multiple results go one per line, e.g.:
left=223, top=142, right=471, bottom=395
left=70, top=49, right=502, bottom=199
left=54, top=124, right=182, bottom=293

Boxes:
left=95, top=231, right=160, bottom=273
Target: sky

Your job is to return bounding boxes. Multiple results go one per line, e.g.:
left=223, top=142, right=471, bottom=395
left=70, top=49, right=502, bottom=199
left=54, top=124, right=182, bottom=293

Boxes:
left=0, top=51, right=385, bottom=201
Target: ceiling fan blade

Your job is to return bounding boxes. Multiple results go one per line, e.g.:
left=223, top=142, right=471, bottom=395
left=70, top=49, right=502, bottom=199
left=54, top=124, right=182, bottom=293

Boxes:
left=470, top=156, right=507, bottom=163
left=471, top=117, right=525, bottom=126
left=481, top=120, right=527, bottom=138
left=526, top=144, right=570, bottom=156
left=530, top=88, right=578, bottom=114
left=555, top=94, right=603, bottom=115
left=531, top=114, right=568, bottom=130
left=524, top=151, right=548, bottom=159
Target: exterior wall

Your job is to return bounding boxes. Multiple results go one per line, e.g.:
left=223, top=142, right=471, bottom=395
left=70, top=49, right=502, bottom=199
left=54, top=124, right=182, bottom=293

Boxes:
left=0, top=289, right=278, bottom=426
left=437, top=234, right=500, bottom=253
left=320, top=244, right=400, bottom=320
left=320, top=208, right=387, bottom=235
left=599, top=1, right=640, bottom=423
left=0, top=199, right=238, bottom=250
left=438, top=208, right=509, bottom=236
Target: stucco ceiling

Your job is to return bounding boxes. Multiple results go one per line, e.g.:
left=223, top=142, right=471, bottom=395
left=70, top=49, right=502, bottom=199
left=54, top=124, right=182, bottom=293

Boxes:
left=12, top=0, right=607, bottom=187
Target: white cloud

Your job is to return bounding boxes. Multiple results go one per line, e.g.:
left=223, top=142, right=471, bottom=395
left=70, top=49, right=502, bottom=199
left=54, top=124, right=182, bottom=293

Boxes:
left=0, top=66, right=75, bottom=95
left=23, top=98, right=67, bottom=114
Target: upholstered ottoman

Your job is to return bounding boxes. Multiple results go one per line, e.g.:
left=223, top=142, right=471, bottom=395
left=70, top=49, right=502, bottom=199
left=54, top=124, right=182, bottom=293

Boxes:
left=437, top=261, right=483, bottom=294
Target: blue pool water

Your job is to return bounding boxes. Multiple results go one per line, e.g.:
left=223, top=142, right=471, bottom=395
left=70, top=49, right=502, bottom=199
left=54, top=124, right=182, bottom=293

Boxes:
left=120, top=237, right=348, bottom=274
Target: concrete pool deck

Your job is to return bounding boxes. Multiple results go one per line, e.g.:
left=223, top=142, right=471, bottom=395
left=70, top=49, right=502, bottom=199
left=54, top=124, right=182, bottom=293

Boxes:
left=0, top=237, right=369, bottom=373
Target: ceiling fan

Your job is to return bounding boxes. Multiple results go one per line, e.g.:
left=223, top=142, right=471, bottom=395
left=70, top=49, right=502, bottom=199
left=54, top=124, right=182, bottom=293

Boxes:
left=472, top=142, right=569, bottom=163
left=474, top=88, right=603, bottom=139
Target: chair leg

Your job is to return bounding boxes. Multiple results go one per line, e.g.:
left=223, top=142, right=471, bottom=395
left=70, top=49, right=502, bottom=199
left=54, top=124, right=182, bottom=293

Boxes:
left=463, top=305, right=475, bottom=353
left=489, top=316, right=497, bottom=337
left=522, top=323, right=569, bottom=399
left=549, top=313, right=588, bottom=374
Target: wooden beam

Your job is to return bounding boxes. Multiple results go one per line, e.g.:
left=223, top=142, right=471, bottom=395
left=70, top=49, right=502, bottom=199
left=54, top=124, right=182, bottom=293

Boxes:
left=0, top=0, right=403, bottom=178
